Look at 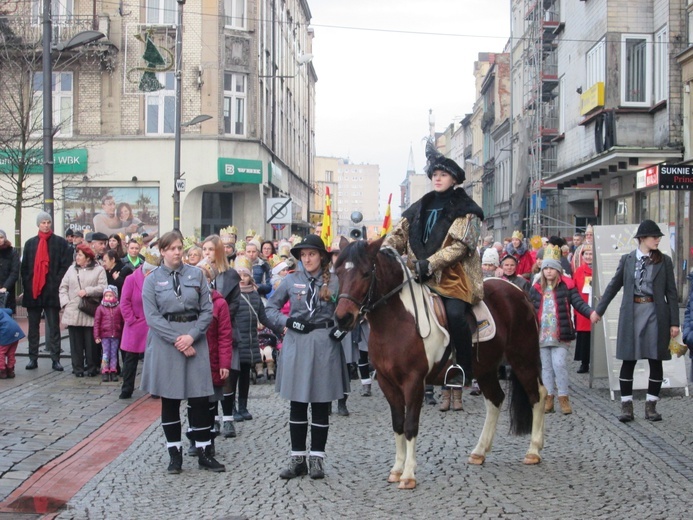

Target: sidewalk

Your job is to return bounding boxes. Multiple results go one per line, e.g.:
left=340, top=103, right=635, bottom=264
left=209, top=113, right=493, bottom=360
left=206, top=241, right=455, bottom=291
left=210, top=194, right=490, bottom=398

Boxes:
left=13, top=316, right=70, bottom=360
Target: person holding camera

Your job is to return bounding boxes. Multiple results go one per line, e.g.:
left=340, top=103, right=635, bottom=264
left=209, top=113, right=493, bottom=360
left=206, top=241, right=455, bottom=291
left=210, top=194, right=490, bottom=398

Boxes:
left=265, top=234, right=350, bottom=480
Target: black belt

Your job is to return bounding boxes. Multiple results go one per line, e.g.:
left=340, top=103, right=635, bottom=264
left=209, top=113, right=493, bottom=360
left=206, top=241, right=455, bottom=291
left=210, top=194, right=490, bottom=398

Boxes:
left=164, top=314, right=198, bottom=323
left=633, top=296, right=654, bottom=304
left=312, top=320, right=334, bottom=330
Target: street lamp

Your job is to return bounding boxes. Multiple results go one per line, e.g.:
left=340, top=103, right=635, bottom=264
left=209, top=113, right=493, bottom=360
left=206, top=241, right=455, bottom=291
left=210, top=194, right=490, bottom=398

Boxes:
left=42, top=0, right=104, bottom=222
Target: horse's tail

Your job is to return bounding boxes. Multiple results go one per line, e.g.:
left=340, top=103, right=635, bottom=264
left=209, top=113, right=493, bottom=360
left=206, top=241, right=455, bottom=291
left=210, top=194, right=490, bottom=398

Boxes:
left=508, top=370, right=533, bottom=436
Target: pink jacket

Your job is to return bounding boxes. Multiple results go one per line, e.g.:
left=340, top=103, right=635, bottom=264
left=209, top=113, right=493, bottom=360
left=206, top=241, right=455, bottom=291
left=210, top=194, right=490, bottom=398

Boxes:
left=120, top=268, right=148, bottom=353
left=93, top=305, right=124, bottom=340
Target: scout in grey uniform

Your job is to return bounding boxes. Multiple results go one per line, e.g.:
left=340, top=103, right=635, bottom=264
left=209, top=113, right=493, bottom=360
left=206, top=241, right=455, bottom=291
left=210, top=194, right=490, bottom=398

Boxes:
left=265, top=234, right=350, bottom=480
left=594, top=220, right=680, bottom=423
left=140, top=231, right=226, bottom=474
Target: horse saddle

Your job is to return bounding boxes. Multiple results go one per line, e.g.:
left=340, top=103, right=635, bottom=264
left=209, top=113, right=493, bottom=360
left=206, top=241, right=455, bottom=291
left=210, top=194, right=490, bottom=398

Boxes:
left=427, top=293, right=496, bottom=343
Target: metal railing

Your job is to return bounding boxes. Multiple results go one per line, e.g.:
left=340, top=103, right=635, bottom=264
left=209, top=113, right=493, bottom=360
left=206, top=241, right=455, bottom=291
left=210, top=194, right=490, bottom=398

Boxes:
left=2, top=15, right=96, bottom=46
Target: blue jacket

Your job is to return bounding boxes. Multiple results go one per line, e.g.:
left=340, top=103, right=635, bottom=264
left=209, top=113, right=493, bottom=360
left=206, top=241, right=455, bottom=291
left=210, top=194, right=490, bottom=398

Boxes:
left=0, top=308, right=25, bottom=346
left=683, top=271, right=693, bottom=351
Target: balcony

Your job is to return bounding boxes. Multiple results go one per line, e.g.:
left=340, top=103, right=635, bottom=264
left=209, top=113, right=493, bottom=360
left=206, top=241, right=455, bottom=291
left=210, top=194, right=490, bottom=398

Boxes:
left=1, top=15, right=99, bottom=48
left=481, top=103, right=495, bottom=132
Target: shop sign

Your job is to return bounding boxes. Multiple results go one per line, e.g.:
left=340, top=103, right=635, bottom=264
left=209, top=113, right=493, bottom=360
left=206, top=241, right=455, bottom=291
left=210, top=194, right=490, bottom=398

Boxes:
left=0, top=148, right=88, bottom=174
left=659, top=164, right=693, bottom=190
left=636, top=166, right=659, bottom=189
left=580, top=82, right=605, bottom=116
left=217, top=158, right=263, bottom=184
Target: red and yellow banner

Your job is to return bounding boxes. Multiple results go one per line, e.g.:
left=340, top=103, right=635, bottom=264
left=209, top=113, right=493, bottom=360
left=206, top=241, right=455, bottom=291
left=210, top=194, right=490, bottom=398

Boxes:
left=320, top=186, right=333, bottom=250
left=381, top=193, right=392, bottom=237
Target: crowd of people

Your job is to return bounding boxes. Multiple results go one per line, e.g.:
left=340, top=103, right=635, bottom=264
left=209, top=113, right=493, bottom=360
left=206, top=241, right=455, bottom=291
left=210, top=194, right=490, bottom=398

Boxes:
left=0, top=150, right=691, bottom=478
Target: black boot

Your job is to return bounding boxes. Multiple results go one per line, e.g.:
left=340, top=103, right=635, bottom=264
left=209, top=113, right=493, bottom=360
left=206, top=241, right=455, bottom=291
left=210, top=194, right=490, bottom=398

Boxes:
left=309, top=456, right=325, bottom=479
left=197, top=445, right=225, bottom=472
left=618, top=400, right=634, bottom=423
left=167, top=446, right=183, bottom=474
left=232, top=398, right=244, bottom=422
left=279, top=456, right=308, bottom=479
left=238, top=397, right=253, bottom=420
left=222, top=420, right=236, bottom=438
left=424, top=385, right=437, bottom=405
left=337, top=396, right=349, bottom=416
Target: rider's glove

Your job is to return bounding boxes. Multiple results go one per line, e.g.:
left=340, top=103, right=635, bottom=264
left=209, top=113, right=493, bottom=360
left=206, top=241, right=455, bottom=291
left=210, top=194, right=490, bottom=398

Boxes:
left=414, top=259, right=432, bottom=282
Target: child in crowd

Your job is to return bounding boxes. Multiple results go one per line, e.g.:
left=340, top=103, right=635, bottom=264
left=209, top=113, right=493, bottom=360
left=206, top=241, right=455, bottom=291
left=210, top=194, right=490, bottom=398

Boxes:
left=529, top=246, right=594, bottom=415
left=0, top=308, right=25, bottom=379
left=481, top=248, right=500, bottom=279
left=93, top=285, right=124, bottom=382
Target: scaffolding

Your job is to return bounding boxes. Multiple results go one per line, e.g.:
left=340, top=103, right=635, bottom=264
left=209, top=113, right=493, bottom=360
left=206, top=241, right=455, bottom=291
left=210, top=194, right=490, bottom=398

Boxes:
left=522, top=0, right=561, bottom=236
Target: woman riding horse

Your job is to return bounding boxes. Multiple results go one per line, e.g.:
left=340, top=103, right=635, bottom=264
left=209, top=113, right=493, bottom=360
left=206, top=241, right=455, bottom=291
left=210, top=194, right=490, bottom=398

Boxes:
left=383, top=139, right=484, bottom=403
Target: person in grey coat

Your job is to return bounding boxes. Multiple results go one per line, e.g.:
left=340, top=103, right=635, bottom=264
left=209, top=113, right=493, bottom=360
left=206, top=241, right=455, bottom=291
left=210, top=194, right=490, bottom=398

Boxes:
left=593, top=220, right=680, bottom=423
left=140, top=231, right=225, bottom=474
left=265, top=234, right=350, bottom=480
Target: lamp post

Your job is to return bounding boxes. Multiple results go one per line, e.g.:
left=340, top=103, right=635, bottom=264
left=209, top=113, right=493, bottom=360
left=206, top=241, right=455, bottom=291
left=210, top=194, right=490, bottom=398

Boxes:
left=42, top=0, right=104, bottom=221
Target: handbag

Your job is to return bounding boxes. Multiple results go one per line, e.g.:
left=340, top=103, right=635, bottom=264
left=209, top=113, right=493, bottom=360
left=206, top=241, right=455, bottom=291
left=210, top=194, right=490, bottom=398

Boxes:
left=76, top=272, right=100, bottom=317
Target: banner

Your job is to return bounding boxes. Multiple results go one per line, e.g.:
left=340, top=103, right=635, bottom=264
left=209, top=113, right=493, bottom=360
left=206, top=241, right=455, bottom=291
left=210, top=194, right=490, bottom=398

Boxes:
left=63, top=187, right=160, bottom=241
left=320, top=186, right=332, bottom=249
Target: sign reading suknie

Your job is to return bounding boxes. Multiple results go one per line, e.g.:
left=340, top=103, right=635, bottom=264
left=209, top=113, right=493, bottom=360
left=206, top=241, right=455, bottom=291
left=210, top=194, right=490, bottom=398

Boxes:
left=659, top=164, right=693, bottom=190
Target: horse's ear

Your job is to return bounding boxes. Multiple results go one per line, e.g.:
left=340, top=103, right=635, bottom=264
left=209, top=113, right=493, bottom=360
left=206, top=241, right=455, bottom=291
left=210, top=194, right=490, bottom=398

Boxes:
left=339, top=236, right=349, bottom=251
left=368, top=236, right=386, bottom=256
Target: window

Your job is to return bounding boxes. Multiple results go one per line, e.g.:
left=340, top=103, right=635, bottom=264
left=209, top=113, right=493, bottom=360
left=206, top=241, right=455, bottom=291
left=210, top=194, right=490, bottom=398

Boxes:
left=325, top=170, right=333, bottom=182
left=146, top=0, right=176, bottom=25
left=224, top=72, right=247, bottom=136
left=224, top=0, right=246, bottom=29
left=586, top=38, right=605, bottom=88
left=32, top=72, right=73, bottom=137
left=32, top=0, right=73, bottom=24
left=654, top=26, right=668, bottom=103
left=621, top=34, right=652, bottom=107
left=145, top=72, right=175, bottom=135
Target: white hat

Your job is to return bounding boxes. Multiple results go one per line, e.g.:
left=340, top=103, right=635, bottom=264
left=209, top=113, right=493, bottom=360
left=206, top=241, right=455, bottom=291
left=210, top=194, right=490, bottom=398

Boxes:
left=272, top=261, right=288, bottom=276
left=482, top=248, right=499, bottom=267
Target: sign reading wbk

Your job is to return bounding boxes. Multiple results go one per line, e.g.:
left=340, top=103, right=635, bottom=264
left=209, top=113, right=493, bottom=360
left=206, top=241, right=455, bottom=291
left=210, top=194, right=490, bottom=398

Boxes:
left=217, top=158, right=263, bottom=184
left=0, top=148, right=88, bottom=174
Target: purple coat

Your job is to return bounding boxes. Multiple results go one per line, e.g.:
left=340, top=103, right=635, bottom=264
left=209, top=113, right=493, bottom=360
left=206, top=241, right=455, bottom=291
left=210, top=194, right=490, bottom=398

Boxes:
left=93, top=305, right=124, bottom=340
left=120, top=268, right=148, bottom=353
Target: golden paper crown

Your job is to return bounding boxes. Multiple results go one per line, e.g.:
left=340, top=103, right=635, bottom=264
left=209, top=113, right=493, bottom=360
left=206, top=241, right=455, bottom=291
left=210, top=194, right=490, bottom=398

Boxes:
left=142, top=248, right=160, bottom=266
left=234, top=255, right=252, bottom=272
left=252, top=234, right=264, bottom=244
left=270, top=255, right=284, bottom=268
left=278, top=245, right=291, bottom=258
left=236, top=240, right=246, bottom=252
left=512, top=230, right=524, bottom=240
left=228, top=225, right=238, bottom=236
left=182, top=235, right=198, bottom=251
left=530, top=235, right=543, bottom=250
left=289, top=234, right=303, bottom=246
left=117, top=232, right=126, bottom=242
left=245, top=228, right=256, bottom=238
left=544, top=244, right=562, bottom=262
left=130, top=234, right=144, bottom=246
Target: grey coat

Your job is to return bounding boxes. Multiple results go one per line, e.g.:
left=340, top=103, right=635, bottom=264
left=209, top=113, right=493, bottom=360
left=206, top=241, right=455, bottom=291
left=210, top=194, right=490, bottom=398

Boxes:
left=265, top=267, right=350, bottom=403
left=140, top=263, right=214, bottom=399
left=595, top=251, right=679, bottom=361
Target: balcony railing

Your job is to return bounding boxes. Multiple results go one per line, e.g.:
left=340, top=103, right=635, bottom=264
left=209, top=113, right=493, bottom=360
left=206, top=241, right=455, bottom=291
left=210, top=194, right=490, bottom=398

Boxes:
left=1, top=15, right=97, bottom=47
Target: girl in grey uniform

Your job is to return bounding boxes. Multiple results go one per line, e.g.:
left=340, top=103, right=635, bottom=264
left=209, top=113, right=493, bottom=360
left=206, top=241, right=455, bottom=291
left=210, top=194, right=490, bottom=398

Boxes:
left=140, top=231, right=226, bottom=474
left=594, top=220, right=680, bottom=422
left=265, top=234, right=350, bottom=480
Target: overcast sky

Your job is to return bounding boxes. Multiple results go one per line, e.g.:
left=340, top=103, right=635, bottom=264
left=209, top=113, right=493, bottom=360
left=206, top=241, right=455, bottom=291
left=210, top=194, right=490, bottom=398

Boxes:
left=308, top=0, right=511, bottom=218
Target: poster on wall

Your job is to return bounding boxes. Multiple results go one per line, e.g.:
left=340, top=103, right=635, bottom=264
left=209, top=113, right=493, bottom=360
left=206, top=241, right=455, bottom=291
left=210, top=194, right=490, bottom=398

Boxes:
left=63, top=187, right=160, bottom=241
left=592, top=223, right=688, bottom=398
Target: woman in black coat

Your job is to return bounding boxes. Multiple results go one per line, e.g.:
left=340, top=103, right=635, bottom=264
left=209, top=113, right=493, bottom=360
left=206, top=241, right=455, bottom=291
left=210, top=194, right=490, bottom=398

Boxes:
left=0, top=230, right=20, bottom=312
left=102, top=250, right=132, bottom=294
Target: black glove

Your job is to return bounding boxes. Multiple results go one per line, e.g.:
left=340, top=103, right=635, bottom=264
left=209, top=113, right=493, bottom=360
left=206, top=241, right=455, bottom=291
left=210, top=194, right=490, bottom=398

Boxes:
left=329, top=327, right=348, bottom=341
left=286, top=318, right=310, bottom=334
left=414, top=259, right=432, bottom=282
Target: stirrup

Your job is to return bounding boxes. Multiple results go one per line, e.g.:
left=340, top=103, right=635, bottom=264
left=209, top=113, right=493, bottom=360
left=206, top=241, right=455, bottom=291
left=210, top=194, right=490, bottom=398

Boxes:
left=444, top=364, right=466, bottom=389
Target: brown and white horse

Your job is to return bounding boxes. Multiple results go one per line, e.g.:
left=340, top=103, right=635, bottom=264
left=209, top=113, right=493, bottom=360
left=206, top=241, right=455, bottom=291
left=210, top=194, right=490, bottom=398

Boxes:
left=334, top=237, right=546, bottom=489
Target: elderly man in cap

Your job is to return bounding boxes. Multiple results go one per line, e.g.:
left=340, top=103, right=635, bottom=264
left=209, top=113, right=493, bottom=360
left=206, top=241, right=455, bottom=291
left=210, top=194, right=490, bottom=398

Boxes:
left=21, top=212, right=72, bottom=371
left=90, top=232, right=109, bottom=264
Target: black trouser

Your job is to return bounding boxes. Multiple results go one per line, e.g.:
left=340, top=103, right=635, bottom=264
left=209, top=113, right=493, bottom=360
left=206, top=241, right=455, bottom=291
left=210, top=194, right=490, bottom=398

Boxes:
left=619, top=359, right=664, bottom=398
left=358, top=350, right=370, bottom=380
left=289, top=401, right=330, bottom=454
left=442, top=297, right=473, bottom=377
left=228, top=363, right=251, bottom=400
left=161, top=396, right=211, bottom=445
left=27, top=306, right=61, bottom=362
left=67, top=326, right=97, bottom=374
left=120, top=350, right=140, bottom=395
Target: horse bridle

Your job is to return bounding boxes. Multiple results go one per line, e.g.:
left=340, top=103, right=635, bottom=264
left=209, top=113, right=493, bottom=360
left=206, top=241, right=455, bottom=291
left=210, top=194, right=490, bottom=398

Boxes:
left=337, top=249, right=431, bottom=336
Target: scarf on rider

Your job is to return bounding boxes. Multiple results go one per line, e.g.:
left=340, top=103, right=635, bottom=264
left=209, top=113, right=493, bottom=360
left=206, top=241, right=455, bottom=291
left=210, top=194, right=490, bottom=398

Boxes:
left=32, top=230, right=53, bottom=298
left=423, top=187, right=456, bottom=243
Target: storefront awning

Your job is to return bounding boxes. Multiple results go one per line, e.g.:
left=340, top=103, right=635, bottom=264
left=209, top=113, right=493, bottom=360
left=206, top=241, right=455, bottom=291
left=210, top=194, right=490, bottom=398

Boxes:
left=544, top=147, right=682, bottom=189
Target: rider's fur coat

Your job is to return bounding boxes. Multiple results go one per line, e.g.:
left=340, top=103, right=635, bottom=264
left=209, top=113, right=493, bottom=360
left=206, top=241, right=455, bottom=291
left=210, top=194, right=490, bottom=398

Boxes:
left=383, top=187, right=484, bottom=306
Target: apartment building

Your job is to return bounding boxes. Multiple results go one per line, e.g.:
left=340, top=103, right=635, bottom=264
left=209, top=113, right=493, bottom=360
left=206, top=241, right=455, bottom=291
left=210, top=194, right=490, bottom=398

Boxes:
left=0, top=0, right=315, bottom=242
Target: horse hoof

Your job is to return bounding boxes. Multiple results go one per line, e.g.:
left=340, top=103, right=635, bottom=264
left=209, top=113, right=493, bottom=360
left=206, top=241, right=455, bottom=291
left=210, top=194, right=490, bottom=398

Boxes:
left=523, top=454, right=541, bottom=465
left=387, top=471, right=402, bottom=483
left=467, top=454, right=485, bottom=465
left=398, top=478, right=416, bottom=490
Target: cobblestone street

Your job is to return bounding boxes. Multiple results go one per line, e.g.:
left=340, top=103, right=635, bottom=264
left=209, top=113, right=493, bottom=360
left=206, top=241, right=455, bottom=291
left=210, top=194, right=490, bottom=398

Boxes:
left=0, top=334, right=692, bottom=519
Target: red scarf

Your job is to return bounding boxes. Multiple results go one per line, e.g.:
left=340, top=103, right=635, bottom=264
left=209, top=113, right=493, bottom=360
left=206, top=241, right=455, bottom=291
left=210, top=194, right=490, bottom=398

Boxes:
left=32, top=230, right=53, bottom=298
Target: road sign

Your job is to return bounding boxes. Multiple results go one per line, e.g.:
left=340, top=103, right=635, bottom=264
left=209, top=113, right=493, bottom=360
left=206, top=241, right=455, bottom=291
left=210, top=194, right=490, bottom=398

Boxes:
left=266, top=197, right=292, bottom=224
left=175, top=179, right=186, bottom=192
left=271, top=224, right=287, bottom=231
